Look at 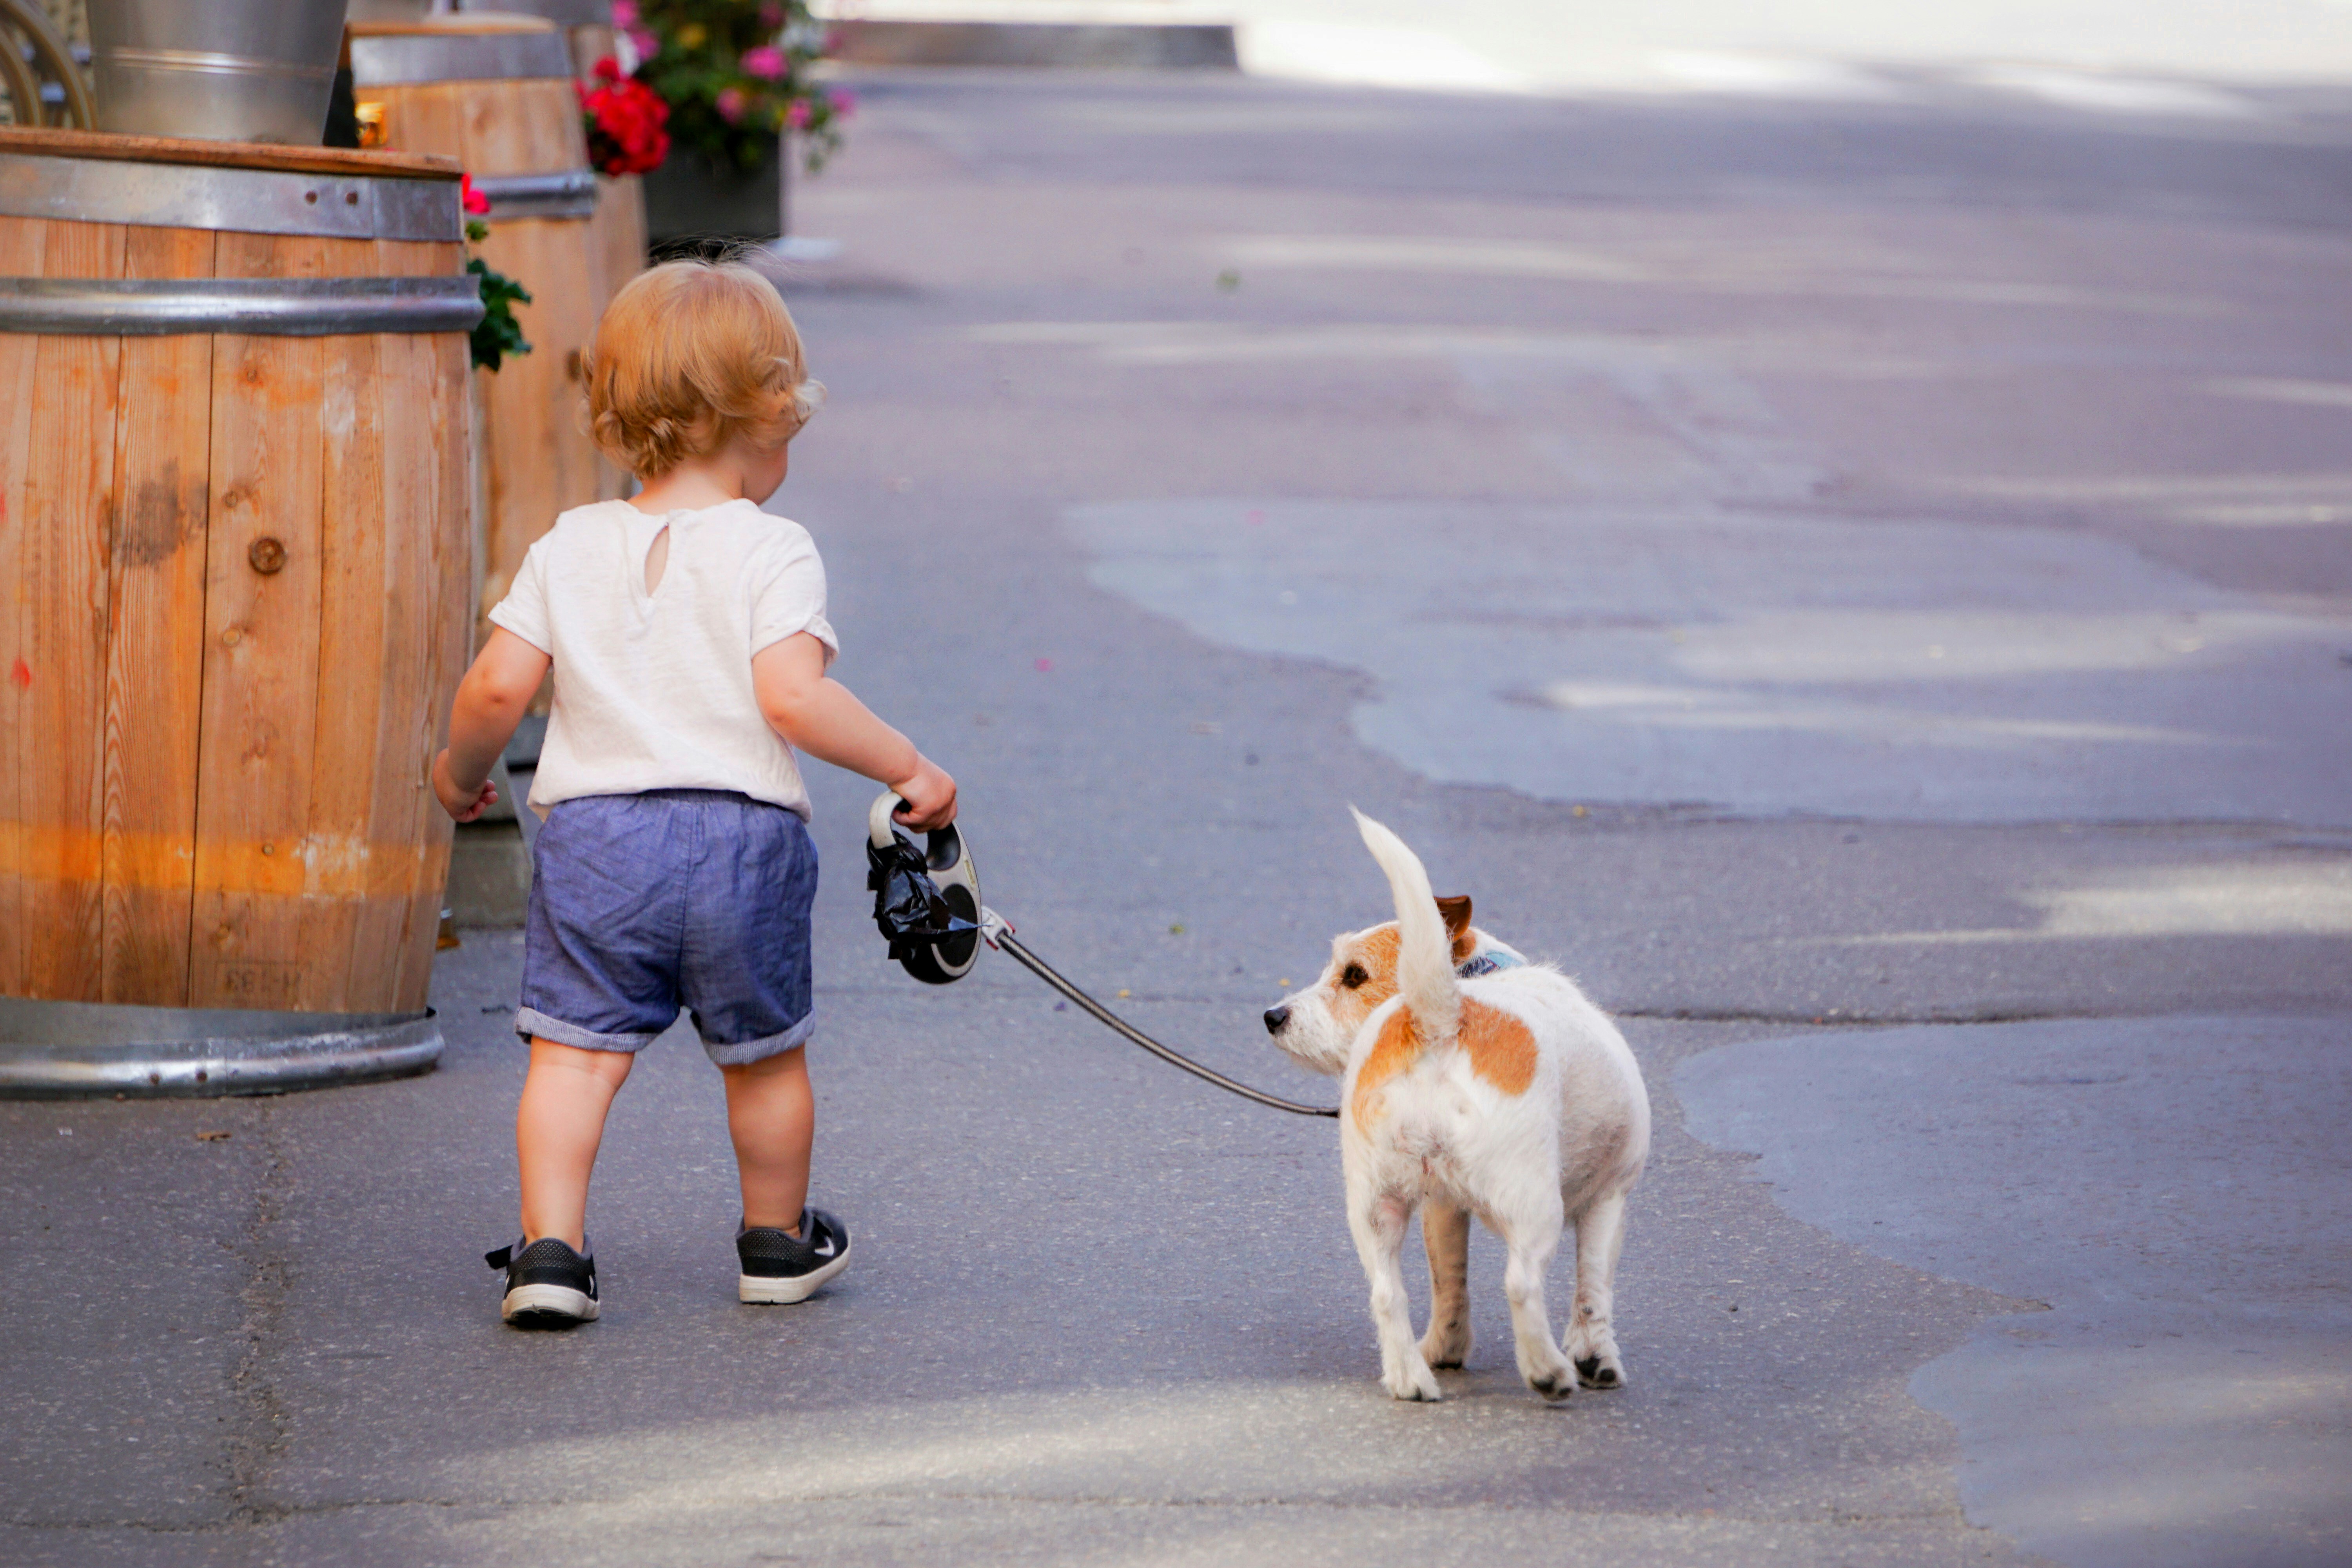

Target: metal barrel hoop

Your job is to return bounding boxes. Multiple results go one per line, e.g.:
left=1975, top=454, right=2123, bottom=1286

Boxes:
left=0, top=152, right=463, bottom=241
left=0, top=276, right=486, bottom=336
left=348, top=31, right=576, bottom=88
left=472, top=169, right=600, bottom=222
left=0, top=999, right=442, bottom=1099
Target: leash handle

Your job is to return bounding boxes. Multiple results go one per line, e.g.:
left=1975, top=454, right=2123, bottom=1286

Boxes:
left=980, top=908, right=1339, bottom=1119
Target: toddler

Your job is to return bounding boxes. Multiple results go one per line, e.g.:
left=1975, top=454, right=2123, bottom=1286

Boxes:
left=432, top=259, right=955, bottom=1327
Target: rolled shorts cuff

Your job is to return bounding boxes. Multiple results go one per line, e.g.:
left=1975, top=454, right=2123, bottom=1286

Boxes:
left=515, top=1006, right=662, bottom=1053
left=701, top=1011, right=814, bottom=1067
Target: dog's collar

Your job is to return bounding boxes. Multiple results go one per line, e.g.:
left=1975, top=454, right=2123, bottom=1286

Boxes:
left=1456, top=947, right=1524, bottom=979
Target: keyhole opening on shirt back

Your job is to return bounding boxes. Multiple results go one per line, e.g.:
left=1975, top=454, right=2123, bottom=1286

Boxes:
left=644, top=525, right=669, bottom=594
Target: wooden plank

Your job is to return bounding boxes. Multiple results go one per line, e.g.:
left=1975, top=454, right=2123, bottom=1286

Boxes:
left=458, top=78, right=579, bottom=178
left=15, top=218, right=125, bottom=1002
left=188, top=229, right=329, bottom=1013
left=592, top=174, right=647, bottom=312
left=372, top=240, right=469, bottom=1011
left=293, top=236, right=391, bottom=1011
left=364, top=82, right=467, bottom=166
left=99, top=223, right=216, bottom=1005
left=0, top=126, right=460, bottom=180
left=399, top=327, right=474, bottom=1009
left=0, top=214, right=43, bottom=997
left=354, top=325, right=428, bottom=1010
left=588, top=174, right=645, bottom=503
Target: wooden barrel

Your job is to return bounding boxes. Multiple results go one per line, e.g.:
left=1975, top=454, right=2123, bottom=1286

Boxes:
left=374, top=5, right=649, bottom=355
left=477, top=4, right=654, bottom=376
left=348, top=16, right=626, bottom=646
left=0, top=127, right=477, bottom=1091
left=592, top=169, right=649, bottom=316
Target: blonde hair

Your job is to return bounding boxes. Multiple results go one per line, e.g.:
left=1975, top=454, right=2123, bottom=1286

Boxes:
left=584, top=259, right=822, bottom=479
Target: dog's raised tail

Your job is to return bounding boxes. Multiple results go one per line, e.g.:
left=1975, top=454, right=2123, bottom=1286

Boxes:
left=1351, top=807, right=1460, bottom=1040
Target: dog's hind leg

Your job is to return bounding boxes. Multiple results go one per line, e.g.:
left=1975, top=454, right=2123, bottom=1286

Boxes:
left=1417, top=1201, right=1474, bottom=1369
left=1564, top=1189, right=1630, bottom=1388
left=1493, top=1209, right=1578, bottom=1401
left=1349, top=1187, right=1442, bottom=1402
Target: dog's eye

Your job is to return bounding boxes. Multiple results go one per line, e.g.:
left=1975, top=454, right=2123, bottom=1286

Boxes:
left=1341, top=964, right=1369, bottom=989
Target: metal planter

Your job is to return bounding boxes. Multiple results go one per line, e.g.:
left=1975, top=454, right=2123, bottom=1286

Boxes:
left=87, top=0, right=353, bottom=144
left=644, top=144, right=782, bottom=251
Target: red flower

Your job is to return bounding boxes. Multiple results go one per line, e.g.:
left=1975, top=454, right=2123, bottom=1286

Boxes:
left=459, top=172, right=491, bottom=216
left=578, top=67, right=671, bottom=176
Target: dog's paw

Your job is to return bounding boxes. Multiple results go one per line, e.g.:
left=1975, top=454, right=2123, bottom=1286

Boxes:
left=1526, top=1365, right=1577, bottom=1403
left=1418, top=1324, right=1471, bottom=1370
left=1383, top=1363, right=1444, bottom=1402
left=1574, top=1353, right=1626, bottom=1389
left=1519, top=1344, right=1580, bottom=1402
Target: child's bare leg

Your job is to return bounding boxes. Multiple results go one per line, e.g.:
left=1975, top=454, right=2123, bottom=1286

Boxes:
left=516, top=1038, right=633, bottom=1247
left=722, top=1046, right=814, bottom=1234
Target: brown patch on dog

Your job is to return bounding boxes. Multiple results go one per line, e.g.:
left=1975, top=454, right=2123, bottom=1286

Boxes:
left=1436, top=895, right=1475, bottom=962
left=1350, top=1005, right=1422, bottom=1125
left=1328, top=925, right=1401, bottom=1035
left=1459, top=998, right=1538, bottom=1096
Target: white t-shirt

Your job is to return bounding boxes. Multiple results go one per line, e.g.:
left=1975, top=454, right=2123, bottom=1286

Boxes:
left=488, top=498, right=838, bottom=820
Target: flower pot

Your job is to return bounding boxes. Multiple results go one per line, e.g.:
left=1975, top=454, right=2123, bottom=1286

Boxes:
left=643, top=143, right=782, bottom=252
left=87, top=0, right=353, bottom=144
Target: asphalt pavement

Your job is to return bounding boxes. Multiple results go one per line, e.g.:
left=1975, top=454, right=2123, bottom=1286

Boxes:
left=5, top=64, right=2350, bottom=1568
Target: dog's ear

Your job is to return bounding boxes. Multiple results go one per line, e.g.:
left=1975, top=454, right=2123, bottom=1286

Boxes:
left=1435, top=895, right=1476, bottom=962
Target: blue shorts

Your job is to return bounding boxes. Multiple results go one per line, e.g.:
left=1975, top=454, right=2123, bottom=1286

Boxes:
left=516, top=790, right=818, bottom=1067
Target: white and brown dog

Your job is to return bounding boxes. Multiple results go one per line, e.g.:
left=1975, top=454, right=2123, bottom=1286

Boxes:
left=1264, top=810, right=1650, bottom=1403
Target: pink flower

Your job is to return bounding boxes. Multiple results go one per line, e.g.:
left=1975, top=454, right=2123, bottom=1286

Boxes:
left=459, top=172, right=490, bottom=215
left=626, top=25, right=659, bottom=60
left=610, top=0, right=637, bottom=24
left=785, top=96, right=812, bottom=129
left=828, top=87, right=857, bottom=118
left=741, top=44, right=786, bottom=80
left=715, top=86, right=746, bottom=124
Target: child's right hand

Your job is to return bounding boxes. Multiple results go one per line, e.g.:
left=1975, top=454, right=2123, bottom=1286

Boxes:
left=432, top=748, right=500, bottom=824
left=889, top=757, right=958, bottom=831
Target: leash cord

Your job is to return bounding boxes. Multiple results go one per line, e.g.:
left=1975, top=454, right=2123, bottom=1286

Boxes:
left=982, top=912, right=1339, bottom=1118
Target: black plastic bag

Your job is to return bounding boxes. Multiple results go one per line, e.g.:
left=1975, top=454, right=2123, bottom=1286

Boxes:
left=866, top=832, right=978, bottom=970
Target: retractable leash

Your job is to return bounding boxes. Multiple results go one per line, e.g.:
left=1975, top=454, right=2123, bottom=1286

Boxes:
left=865, top=793, right=1339, bottom=1118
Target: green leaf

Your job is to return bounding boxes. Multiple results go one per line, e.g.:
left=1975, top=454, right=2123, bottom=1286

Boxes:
left=466, top=255, right=534, bottom=373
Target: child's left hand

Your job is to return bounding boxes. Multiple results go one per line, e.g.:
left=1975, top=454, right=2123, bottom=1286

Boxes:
left=432, top=749, right=499, bottom=823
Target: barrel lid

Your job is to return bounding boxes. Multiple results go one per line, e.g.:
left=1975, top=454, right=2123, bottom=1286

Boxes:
left=0, top=126, right=461, bottom=182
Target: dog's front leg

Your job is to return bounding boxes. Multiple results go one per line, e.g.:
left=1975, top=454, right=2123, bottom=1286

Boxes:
left=1348, top=1183, right=1441, bottom=1402
left=1417, top=1201, right=1474, bottom=1369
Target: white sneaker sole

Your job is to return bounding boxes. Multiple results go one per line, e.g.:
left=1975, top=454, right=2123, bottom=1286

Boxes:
left=502, top=1283, right=599, bottom=1324
left=739, top=1243, right=851, bottom=1304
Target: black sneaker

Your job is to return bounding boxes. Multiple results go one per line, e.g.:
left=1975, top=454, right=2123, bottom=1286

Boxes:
left=737, top=1208, right=851, bottom=1304
left=485, top=1237, right=599, bottom=1326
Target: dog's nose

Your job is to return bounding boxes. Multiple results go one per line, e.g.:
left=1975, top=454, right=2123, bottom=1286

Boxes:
left=1263, top=1005, right=1290, bottom=1034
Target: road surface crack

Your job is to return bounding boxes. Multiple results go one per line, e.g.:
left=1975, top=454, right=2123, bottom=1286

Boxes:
left=223, top=1106, right=294, bottom=1526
